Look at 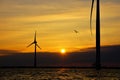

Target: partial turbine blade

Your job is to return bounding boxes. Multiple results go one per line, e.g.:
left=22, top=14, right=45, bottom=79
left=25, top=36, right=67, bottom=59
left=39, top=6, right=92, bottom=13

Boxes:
left=36, top=44, right=41, bottom=49
left=34, top=31, right=36, bottom=42
left=90, top=0, right=95, bottom=35
left=27, top=42, right=34, bottom=48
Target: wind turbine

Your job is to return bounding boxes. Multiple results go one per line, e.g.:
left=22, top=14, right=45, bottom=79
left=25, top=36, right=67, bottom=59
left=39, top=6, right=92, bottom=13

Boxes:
left=27, top=31, right=41, bottom=68
left=90, top=0, right=101, bottom=70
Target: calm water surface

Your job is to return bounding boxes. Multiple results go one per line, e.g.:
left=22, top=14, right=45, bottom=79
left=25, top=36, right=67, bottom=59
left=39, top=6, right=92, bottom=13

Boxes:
left=0, top=68, right=120, bottom=80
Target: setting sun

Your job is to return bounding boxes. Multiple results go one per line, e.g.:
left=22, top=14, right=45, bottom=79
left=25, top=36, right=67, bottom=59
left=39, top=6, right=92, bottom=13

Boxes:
left=60, top=49, right=66, bottom=54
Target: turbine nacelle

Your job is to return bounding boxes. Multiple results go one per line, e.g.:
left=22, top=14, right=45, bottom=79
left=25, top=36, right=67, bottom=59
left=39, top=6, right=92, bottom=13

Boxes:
left=34, top=41, right=37, bottom=44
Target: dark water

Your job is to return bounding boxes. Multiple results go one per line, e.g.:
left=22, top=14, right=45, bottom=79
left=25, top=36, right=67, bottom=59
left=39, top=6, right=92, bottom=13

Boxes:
left=0, top=68, right=120, bottom=80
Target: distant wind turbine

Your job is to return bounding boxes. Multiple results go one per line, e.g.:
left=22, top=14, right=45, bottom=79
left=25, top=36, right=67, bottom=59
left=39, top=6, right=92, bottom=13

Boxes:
left=27, top=31, right=41, bottom=68
left=90, top=0, right=101, bottom=70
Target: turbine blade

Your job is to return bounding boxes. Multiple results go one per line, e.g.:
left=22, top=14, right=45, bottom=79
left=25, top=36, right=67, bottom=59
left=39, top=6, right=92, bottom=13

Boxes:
left=90, top=0, right=95, bottom=35
left=36, top=44, right=41, bottom=49
left=27, top=42, right=34, bottom=48
left=34, top=31, right=36, bottom=42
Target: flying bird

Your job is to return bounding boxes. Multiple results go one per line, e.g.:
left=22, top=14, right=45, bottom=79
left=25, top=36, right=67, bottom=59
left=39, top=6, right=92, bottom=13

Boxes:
left=73, top=29, right=80, bottom=40
left=74, top=30, right=79, bottom=33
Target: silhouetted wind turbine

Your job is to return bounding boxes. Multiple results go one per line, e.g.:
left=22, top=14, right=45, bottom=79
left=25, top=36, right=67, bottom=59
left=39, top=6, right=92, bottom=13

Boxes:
left=27, top=31, right=41, bottom=68
left=90, top=0, right=101, bottom=70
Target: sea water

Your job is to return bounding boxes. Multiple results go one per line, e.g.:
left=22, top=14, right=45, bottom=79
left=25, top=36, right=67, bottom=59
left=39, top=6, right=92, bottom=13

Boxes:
left=0, top=68, right=120, bottom=80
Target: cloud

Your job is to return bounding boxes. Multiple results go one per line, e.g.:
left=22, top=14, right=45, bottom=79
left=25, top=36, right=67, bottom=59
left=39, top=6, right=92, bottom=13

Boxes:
left=0, top=45, right=120, bottom=67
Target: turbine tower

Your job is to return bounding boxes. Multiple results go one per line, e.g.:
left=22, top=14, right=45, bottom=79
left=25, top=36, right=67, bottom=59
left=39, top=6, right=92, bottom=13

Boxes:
left=90, top=0, right=101, bottom=70
left=27, top=31, right=41, bottom=68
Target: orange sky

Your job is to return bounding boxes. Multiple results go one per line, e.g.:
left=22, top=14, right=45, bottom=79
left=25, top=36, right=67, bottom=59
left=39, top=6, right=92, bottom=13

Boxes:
left=0, top=0, right=120, bottom=52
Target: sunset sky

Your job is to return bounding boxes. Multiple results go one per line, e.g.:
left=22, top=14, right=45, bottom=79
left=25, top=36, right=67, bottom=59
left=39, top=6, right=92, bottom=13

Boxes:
left=0, top=0, right=120, bottom=53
